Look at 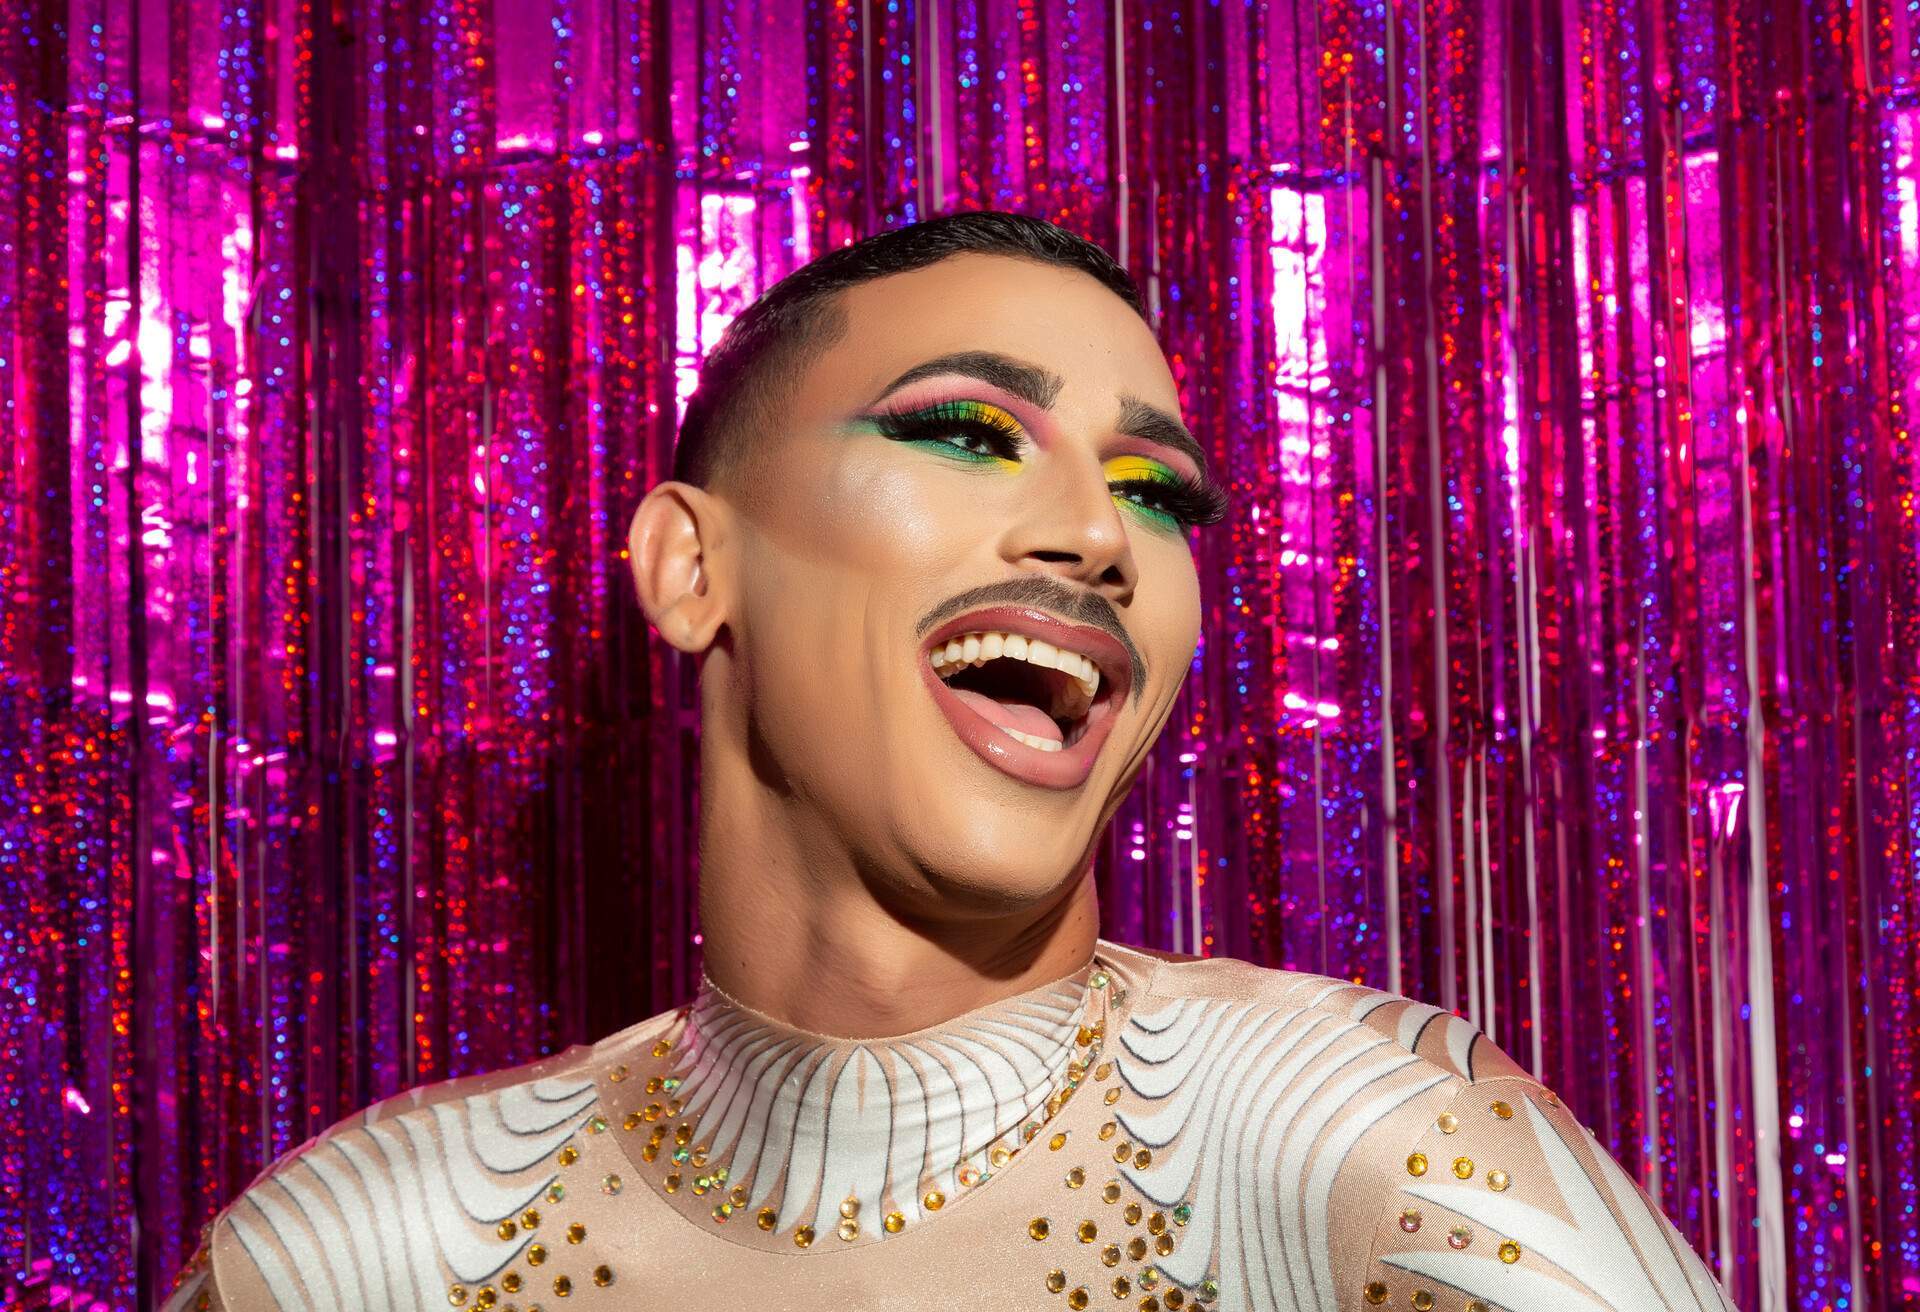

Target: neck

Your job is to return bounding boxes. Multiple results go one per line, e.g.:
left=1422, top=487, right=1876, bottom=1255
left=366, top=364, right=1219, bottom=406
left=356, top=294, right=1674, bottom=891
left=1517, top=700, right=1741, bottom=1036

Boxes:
left=694, top=734, right=1103, bottom=1040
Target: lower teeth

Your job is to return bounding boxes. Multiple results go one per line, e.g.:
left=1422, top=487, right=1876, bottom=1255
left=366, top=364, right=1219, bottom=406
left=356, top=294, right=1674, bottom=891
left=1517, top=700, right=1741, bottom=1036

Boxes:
left=1003, top=728, right=1064, bottom=753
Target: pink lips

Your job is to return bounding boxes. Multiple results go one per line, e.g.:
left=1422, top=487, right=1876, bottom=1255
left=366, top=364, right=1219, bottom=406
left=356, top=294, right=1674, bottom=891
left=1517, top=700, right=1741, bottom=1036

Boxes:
left=919, top=606, right=1132, bottom=791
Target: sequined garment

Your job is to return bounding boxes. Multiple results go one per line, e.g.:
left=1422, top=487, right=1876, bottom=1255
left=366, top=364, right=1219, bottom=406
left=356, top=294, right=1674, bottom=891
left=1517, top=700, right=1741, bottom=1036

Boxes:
left=163, top=942, right=1734, bottom=1312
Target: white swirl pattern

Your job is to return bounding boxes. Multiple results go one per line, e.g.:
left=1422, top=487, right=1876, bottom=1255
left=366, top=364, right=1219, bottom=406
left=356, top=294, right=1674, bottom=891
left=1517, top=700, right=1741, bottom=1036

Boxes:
left=1110, top=993, right=1454, bottom=1312
left=1382, top=1091, right=1735, bottom=1311
left=169, top=1073, right=600, bottom=1312
left=659, top=971, right=1097, bottom=1239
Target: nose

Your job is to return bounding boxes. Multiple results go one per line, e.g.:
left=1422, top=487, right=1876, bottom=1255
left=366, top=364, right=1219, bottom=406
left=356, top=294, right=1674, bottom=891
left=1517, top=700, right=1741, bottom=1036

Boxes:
left=996, top=447, right=1139, bottom=599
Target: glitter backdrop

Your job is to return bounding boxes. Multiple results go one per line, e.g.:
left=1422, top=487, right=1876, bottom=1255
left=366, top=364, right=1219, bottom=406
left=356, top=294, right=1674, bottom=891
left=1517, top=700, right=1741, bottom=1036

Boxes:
left=3, top=0, right=1915, bottom=1306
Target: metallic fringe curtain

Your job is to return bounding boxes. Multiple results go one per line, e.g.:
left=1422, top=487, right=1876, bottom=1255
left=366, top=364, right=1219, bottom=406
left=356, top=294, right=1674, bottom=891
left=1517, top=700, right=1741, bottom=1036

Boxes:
left=2, top=0, right=1914, bottom=1306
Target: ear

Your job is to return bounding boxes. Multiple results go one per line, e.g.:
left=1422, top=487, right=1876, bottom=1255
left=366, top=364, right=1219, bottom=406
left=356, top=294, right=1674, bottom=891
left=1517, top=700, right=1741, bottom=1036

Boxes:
left=627, top=481, right=732, bottom=654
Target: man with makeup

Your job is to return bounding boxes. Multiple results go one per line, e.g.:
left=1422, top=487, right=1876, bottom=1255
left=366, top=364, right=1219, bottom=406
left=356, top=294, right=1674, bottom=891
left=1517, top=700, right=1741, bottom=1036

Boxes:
left=166, top=212, right=1732, bottom=1312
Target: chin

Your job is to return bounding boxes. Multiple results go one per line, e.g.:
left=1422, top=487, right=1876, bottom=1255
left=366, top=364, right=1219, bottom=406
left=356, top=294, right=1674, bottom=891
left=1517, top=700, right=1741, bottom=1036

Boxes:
left=880, top=815, right=1099, bottom=918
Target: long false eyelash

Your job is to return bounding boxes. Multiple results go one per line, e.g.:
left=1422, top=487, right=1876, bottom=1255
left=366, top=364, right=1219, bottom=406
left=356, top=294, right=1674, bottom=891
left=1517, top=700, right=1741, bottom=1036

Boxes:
left=1111, top=476, right=1232, bottom=529
left=869, top=401, right=1025, bottom=460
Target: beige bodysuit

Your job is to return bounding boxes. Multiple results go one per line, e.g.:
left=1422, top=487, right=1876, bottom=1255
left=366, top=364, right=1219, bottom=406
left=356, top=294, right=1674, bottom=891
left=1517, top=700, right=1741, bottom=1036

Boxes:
left=163, top=941, right=1735, bottom=1311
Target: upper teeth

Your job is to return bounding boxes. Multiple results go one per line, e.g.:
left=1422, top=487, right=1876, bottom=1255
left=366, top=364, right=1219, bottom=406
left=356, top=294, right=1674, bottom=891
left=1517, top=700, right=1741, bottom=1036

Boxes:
left=929, top=630, right=1102, bottom=705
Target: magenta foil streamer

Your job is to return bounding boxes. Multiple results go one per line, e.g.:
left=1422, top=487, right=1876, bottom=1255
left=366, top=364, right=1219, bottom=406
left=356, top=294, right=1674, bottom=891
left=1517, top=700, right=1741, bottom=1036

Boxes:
left=2, top=0, right=1915, bottom=1307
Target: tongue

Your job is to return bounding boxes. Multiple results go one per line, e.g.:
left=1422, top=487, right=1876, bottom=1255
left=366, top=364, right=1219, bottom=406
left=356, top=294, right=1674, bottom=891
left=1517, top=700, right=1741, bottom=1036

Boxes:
left=949, top=687, right=1064, bottom=746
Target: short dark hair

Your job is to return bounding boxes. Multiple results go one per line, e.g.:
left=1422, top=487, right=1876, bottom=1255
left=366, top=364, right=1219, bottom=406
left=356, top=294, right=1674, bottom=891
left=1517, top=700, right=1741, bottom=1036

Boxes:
left=672, top=210, right=1143, bottom=487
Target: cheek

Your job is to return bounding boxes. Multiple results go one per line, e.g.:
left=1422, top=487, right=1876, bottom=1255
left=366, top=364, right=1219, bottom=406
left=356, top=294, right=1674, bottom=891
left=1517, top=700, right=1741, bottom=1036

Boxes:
left=759, top=448, right=1003, bottom=584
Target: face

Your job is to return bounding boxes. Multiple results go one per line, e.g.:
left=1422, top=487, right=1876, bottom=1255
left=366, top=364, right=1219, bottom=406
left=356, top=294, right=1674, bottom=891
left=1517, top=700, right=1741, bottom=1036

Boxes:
left=695, top=254, right=1220, bottom=915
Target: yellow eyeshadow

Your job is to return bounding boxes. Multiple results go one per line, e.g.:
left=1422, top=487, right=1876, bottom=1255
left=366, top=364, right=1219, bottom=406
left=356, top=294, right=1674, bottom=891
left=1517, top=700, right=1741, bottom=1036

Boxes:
left=1105, top=454, right=1178, bottom=483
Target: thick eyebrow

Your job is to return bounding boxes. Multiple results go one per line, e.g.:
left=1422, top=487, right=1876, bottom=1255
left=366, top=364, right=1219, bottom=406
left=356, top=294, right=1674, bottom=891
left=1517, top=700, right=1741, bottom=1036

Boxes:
left=873, top=350, right=1065, bottom=411
left=1116, top=395, right=1211, bottom=480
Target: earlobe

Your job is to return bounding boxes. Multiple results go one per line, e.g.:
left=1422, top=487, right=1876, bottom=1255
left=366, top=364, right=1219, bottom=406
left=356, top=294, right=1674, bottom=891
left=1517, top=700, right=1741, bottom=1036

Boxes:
left=627, top=482, right=730, bottom=653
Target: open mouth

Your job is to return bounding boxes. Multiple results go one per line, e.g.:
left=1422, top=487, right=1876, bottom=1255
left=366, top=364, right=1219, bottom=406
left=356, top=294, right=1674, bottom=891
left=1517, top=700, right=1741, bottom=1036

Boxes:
left=919, top=606, right=1132, bottom=790
left=929, top=631, right=1103, bottom=753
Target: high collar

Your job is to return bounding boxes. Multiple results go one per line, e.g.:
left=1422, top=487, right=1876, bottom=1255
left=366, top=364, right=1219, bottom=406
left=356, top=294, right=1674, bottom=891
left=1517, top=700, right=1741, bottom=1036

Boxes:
left=618, top=947, right=1119, bottom=1249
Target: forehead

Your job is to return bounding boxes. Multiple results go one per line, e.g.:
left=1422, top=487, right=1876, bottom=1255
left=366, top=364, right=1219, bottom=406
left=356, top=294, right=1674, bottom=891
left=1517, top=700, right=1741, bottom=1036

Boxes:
left=798, top=253, right=1179, bottom=416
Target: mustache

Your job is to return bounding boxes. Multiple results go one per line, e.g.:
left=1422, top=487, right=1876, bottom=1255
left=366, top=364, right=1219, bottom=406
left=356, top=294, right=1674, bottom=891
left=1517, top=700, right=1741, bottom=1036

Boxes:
left=914, top=575, right=1147, bottom=706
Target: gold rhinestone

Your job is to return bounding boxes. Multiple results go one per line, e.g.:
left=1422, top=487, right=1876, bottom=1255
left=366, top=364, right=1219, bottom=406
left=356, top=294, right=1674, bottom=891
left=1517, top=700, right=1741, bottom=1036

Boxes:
left=592, top=1265, right=614, bottom=1287
left=1140, top=1298, right=1160, bottom=1311
left=645, top=1075, right=662, bottom=1093
left=1363, top=1290, right=1388, bottom=1310
left=651, top=1039, right=671, bottom=1057
left=664, top=1173, right=680, bottom=1193
left=474, top=1288, right=495, bottom=1310
left=1452, top=1157, right=1475, bottom=1180
left=691, top=1147, right=709, bottom=1166
left=526, top=1244, right=547, bottom=1267
left=1412, top=1292, right=1434, bottom=1311
left=1095, top=1061, right=1112, bottom=1080
left=1050, top=1132, right=1069, bottom=1151
left=609, top=1064, right=628, bottom=1083
left=1468, top=1304, right=1488, bottom=1312
left=730, top=1184, right=748, bottom=1206
left=1114, top=1141, right=1132, bottom=1163
left=839, top=1197, right=860, bottom=1220
left=1148, top=1211, right=1167, bottom=1235
left=666, top=1099, right=683, bottom=1116
left=552, top=1274, right=571, bottom=1297
left=674, top=1124, right=692, bottom=1145
left=1155, top=1232, right=1174, bottom=1256
left=1078, top=1024, right=1098, bottom=1045
left=1067, top=1290, right=1090, bottom=1310
left=1101, top=1243, right=1121, bottom=1266
left=497, top=1220, right=517, bottom=1241
left=1127, top=1236, right=1148, bottom=1261
left=643, top=1103, right=661, bottom=1122
left=1030, top=1218, right=1052, bottom=1240
left=1488, top=1169, right=1510, bottom=1191
left=1499, top=1240, right=1522, bottom=1264
left=884, top=1211, right=905, bottom=1233
left=622, top=1112, right=642, bottom=1131
left=795, top=1226, right=815, bottom=1248
left=1134, top=1148, right=1152, bottom=1169
left=1099, top=1121, right=1117, bottom=1140
left=1047, top=1269, right=1068, bottom=1293
left=1102, top=1180, right=1122, bottom=1203
left=1124, top=1202, right=1143, bottom=1224
left=1078, top=1219, right=1098, bottom=1242
left=603, top=1173, right=623, bottom=1195
left=837, top=1218, right=859, bottom=1241
left=1405, top=1152, right=1428, bottom=1177
left=566, top=1222, right=586, bottom=1244
left=556, top=1145, right=578, bottom=1166
left=448, top=1287, right=469, bottom=1307
left=755, top=1207, right=776, bottom=1231
left=1437, top=1112, right=1458, bottom=1134
left=521, top=1208, right=541, bottom=1230
left=1068, top=1166, right=1087, bottom=1188
left=1114, top=1274, right=1134, bottom=1297
left=1166, top=1292, right=1185, bottom=1309
left=1492, top=1100, right=1514, bottom=1119
left=924, top=1190, right=945, bottom=1211
left=1104, top=1087, right=1122, bottom=1104
left=991, top=1145, right=1012, bottom=1168
left=640, top=1143, right=658, bottom=1162
left=500, top=1274, right=522, bottom=1294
